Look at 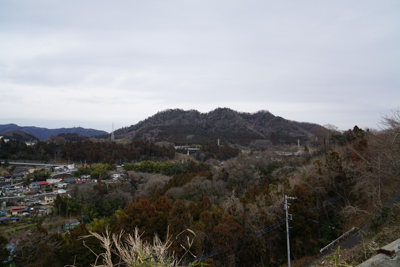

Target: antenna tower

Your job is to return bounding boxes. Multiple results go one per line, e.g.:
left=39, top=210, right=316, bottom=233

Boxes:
left=111, top=123, right=115, bottom=141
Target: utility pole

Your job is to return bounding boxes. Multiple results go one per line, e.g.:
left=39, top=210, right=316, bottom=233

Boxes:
left=285, top=195, right=297, bottom=267
left=378, top=155, right=381, bottom=205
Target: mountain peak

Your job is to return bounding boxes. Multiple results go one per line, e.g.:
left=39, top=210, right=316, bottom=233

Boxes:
left=114, top=108, right=321, bottom=146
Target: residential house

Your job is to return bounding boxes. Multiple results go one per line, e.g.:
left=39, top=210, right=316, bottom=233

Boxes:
left=57, top=182, right=68, bottom=189
left=46, top=178, right=60, bottom=185
left=111, top=173, right=121, bottom=180
left=63, top=219, right=80, bottom=230
left=14, top=168, right=28, bottom=173
left=67, top=163, right=75, bottom=170
left=30, top=206, right=46, bottom=215
left=44, top=194, right=57, bottom=204
left=12, top=173, right=24, bottom=179
left=63, top=178, right=76, bottom=184
left=29, top=207, right=39, bottom=215
left=58, top=189, right=67, bottom=194
left=29, top=182, right=40, bottom=190
left=38, top=181, right=50, bottom=189
left=80, top=174, right=91, bottom=181
left=25, top=141, right=36, bottom=146
left=3, top=185, right=16, bottom=194
left=10, top=206, right=27, bottom=216
left=0, top=216, right=9, bottom=223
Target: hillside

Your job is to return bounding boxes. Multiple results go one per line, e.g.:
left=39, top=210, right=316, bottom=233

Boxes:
left=114, top=108, right=324, bottom=145
left=0, top=130, right=40, bottom=142
left=0, top=124, right=108, bottom=141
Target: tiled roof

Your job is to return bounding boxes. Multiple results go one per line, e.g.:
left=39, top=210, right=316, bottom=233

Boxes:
left=10, top=206, right=26, bottom=211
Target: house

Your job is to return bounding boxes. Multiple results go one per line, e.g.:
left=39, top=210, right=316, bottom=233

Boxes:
left=10, top=206, right=27, bottom=216
left=29, top=182, right=40, bottom=190
left=46, top=178, right=60, bottom=185
left=54, top=167, right=64, bottom=172
left=44, top=194, right=57, bottom=204
left=57, top=182, right=68, bottom=188
left=0, top=216, right=9, bottom=223
left=80, top=174, right=91, bottom=181
left=63, top=178, right=76, bottom=184
left=25, top=141, right=36, bottom=146
left=111, top=173, right=121, bottom=179
left=12, top=173, right=24, bottom=179
left=3, top=185, right=16, bottom=194
left=58, top=189, right=67, bottom=194
left=14, top=168, right=28, bottom=173
left=63, top=219, right=80, bottom=230
left=67, top=163, right=75, bottom=170
left=30, top=206, right=45, bottom=215
left=76, top=179, right=83, bottom=184
left=29, top=207, right=39, bottom=215
left=38, top=181, right=50, bottom=188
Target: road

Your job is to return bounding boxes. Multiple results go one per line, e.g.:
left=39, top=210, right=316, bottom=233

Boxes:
left=306, top=187, right=400, bottom=266
left=340, top=188, right=400, bottom=250
left=0, top=161, right=64, bottom=167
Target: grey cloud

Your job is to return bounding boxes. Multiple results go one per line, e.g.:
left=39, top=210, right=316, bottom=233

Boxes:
left=0, top=0, right=399, bottom=131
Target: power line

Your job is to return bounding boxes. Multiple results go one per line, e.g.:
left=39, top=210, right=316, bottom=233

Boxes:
left=206, top=217, right=321, bottom=266
left=183, top=195, right=342, bottom=265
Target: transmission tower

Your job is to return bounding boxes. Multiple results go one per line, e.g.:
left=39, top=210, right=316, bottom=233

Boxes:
left=285, top=195, right=297, bottom=267
left=111, top=123, right=115, bottom=141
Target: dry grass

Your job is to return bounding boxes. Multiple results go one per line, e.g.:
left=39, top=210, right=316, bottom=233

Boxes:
left=68, top=227, right=202, bottom=267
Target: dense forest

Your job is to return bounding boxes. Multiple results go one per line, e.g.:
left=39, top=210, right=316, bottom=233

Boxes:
left=1, top=109, right=400, bottom=266
left=0, top=139, right=176, bottom=163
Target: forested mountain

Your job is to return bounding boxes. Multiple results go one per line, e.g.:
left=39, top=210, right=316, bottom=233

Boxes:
left=114, top=108, right=324, bottom=145
left=0, top=130, right=40, bottom=142
left=0, top=124, right=108, bottom=140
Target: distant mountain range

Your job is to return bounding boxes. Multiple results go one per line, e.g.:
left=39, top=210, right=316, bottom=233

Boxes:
left=0, top=124, right=109, bottom=141
left=113, top=108, right=326, bottom=146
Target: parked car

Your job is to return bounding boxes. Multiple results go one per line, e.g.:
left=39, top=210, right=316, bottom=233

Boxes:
left=22, top=212, right=30, bottom=216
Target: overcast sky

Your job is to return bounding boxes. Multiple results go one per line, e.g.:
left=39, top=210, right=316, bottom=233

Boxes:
left=1, top=1, right=399, bottom=133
